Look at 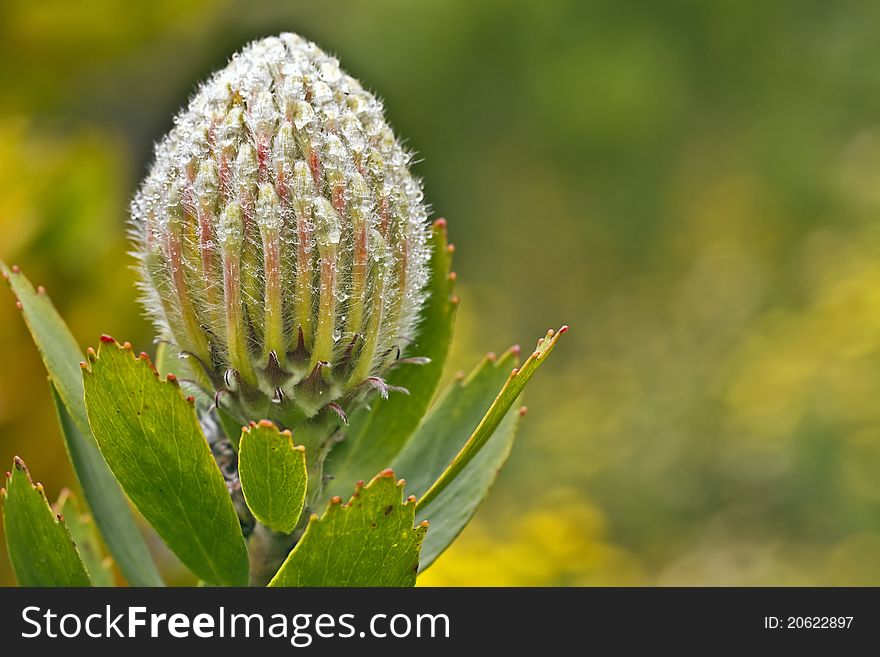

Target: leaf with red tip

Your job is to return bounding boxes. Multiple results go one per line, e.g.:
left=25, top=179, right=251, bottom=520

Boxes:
left=1, top=259, right=161, bottom=587
left=325, top=219, right=458, bottom=500
left=83, top=339, right=248, bottom=586
left=269, top=471, right=425, bottom=587
left=1, top=458, right=92, bottom=587
left=0, top=259, right=93, bottom=437
left=239, top=422, right=308, bottom=534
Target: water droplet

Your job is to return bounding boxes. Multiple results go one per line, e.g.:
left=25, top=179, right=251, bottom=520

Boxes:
left=292, top=100, right=315, bottom=129
left=319, top=60, right=342, bottom=83
left=311, top=81, right=332, bottom=104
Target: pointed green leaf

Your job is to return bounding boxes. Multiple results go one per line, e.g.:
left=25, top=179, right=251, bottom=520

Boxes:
left=49, top=384, right=163, bottom=586
left=269, top=471, right=426, bottom=587
left=1, top=457, right=92, bottom=587
left=416, top=407, right=521, bottom=569
left=392, top=327, right=566, bottom=569
left=2, top=260, right=162, bottom=586
left=392, top=348, right=521, bottom=498
left=390, top=349, right=520, bottom=570
left=239, top=421, right=308, bottom=534
left=325, top=220, right=457, bottom=499
left=1, top=261, right=89, bottom=433
left=417, top=327, right=566, bottom=509
left=82, top=339, right=249, bottom=586
left=54, top=488, right=115, bottom=587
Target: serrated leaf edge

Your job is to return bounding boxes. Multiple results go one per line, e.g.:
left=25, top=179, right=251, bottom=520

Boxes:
left=81, top=335, right=200, bottom=408
left=2, top=261, right=164, bottom=586
left=83, top=336, right=248, bottom=586
left=1, top=456, right=92, bottom=586
left=268, top=469, right=428, bottom=587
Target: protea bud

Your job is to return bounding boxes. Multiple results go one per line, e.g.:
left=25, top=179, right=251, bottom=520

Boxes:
left=131, top=33, right=430, bottom=429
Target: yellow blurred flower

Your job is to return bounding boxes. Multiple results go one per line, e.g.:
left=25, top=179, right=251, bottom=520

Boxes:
left=419, top=492, right=645, bottom=586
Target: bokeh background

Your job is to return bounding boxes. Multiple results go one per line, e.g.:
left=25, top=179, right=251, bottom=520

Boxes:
left=3, top=0, right=880, bottom=585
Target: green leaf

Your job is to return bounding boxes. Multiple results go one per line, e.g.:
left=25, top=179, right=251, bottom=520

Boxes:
left=392, top=348, right=521, bottom=499
left=416, top=407, right=521, bottom=569
left=1, top=261, right=89, bottom=433
left=2, top=260, right=162, bottom=586
left=1, top=457, right=92, bottom=587
left=49, top=384, right=164, bottom=587
left=239, top=420, right=308, bottom=534
left=54, top=488, right=115, bottom=587
left=392, top=327, right=567, bottom=569
left=82, top=339, right=249, bottom=586
left=269, top=470, right=426, bottom=587
left=324, top=219, right=458, bottom=499
left=416, top=327, right=567, bottom=509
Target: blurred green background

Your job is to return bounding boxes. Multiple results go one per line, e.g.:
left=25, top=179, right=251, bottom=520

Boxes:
left=3, top=0, right=880, bottom=585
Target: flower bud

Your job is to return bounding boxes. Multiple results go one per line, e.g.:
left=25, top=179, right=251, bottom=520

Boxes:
left=131, top=33, right=431, bottom=427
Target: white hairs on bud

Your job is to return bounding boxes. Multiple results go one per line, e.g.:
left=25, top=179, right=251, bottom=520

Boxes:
left=129, top=33, right=431, bottom=415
